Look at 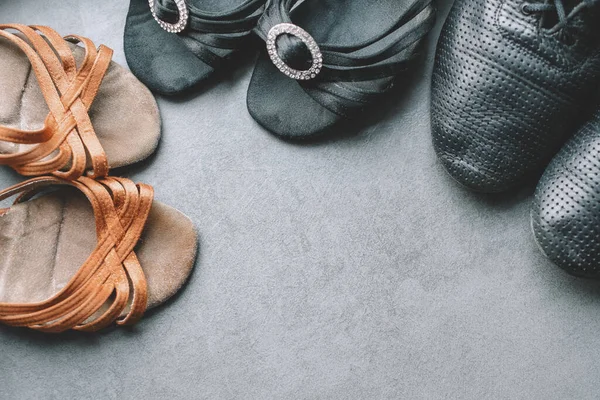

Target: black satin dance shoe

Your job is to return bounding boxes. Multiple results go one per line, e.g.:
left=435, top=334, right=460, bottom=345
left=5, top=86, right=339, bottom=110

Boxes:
left=125, top=0, right=267, bottom=95
left=247, top=0, right=436, bottom=139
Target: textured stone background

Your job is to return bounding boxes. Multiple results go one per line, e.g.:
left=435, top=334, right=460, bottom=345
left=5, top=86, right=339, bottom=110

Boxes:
left=2, top=1, right=600, bottom=399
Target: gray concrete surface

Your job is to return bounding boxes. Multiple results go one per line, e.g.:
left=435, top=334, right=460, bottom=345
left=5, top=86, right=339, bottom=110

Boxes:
left=2, top=1, right=600, bottom=399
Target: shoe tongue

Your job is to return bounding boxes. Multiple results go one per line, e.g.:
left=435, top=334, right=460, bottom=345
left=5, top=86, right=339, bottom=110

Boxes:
left=542, top=0, right=599, bottom=31
left=554, top=4, right=600, bottom=48
left=562, top=0, right=581, bottom=12
left=540, top=0, right=574, bottom=28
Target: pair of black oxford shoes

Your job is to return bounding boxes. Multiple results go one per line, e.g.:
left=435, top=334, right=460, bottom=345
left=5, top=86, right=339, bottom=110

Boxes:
left=124, top=0, right=436, bottom=139
left=431, top=0, right=600, bottom=277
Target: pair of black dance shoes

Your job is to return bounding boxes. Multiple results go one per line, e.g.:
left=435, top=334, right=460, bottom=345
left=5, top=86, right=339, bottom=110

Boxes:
left=431, top=0, right=600, bottom=277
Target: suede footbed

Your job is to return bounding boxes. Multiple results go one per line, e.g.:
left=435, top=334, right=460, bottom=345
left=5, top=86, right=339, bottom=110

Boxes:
left=0, top=34, right=161, bottom=170
left=0, top=189, right=198, bottom=313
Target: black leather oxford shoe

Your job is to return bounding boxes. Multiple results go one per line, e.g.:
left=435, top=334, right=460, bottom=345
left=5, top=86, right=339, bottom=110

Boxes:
left=532, top=108, right=600, bottom=278
left=431, top=0, right=600, bottom=192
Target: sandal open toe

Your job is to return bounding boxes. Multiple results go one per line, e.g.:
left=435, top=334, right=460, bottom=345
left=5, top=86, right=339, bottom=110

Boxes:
left=125, top=0, right=267, bottom=95
left=0, top=24, right=161, bottom=179
left=247, top=0, right=436, bottom=139
left=0, top=176, right=198, bottom=333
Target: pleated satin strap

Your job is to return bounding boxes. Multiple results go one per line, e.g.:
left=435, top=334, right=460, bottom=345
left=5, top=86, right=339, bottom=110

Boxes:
left=253, top=0, right=436, bottom=117
left=154, top=0, right=266, bottom=68
left=0, top=176, right=154, bottom=333
left=0, top=24, right=112, bottom=180
left=254, top=0, right=436, bottom=81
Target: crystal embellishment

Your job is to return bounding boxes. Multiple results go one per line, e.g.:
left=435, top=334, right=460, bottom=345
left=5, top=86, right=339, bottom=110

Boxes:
left=266, top=23, right=323, bottom=81
left=149, top=0, right=189, bottom=33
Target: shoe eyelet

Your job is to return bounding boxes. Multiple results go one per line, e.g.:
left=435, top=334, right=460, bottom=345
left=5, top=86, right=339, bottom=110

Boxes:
left=520, top=3, right=533, bottom=15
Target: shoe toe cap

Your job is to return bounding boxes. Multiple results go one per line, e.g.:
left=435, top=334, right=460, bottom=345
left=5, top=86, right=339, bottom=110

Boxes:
left=532, top=114, right=600, bottom=278
left=532, top=190, right=600, bottom=278
left=431, top=120, right=529, bottom=193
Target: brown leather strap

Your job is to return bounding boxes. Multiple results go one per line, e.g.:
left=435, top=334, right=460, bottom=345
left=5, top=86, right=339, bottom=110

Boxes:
left=0, top=176, right=154, bottom=332
left=0, top=24, right=112, bottom=179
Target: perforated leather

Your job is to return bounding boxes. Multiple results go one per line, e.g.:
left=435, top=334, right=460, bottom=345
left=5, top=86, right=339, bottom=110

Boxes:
left=431, top=0, right=600, bottom=192
left=532, top=109, right=600, bottom=278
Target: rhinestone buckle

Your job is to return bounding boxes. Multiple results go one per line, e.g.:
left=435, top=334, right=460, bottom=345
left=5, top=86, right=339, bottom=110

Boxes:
left=266, top=23, right=323, bottom=81
left=149, top=0, right=189, bottom=33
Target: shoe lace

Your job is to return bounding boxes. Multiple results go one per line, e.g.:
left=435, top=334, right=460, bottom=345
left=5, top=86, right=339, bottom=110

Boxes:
left=521, top=0, right=599, bottom=32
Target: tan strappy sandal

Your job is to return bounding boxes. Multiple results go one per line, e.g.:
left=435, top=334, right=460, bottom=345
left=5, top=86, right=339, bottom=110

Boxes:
left=0, top=24, right=161, bottom=179
left=0, top=176, right=197, bottom=332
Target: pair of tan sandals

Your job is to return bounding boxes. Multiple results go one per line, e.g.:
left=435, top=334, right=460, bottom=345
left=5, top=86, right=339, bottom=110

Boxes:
left=0, top=24, right=198, bottom=333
